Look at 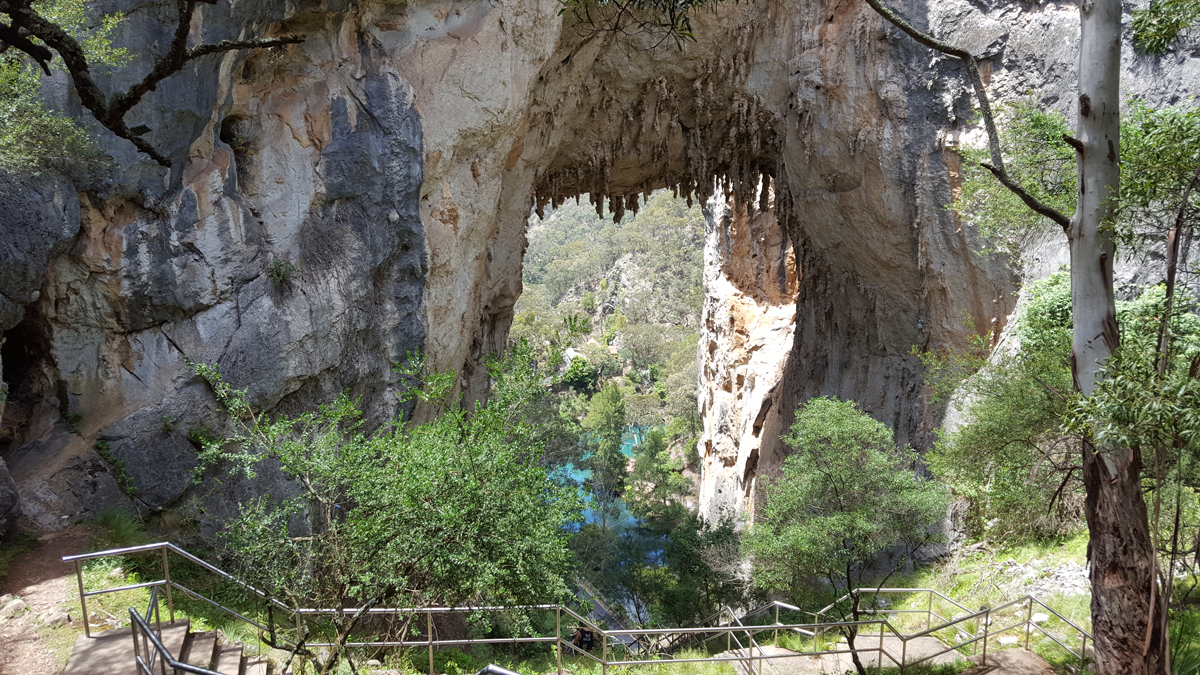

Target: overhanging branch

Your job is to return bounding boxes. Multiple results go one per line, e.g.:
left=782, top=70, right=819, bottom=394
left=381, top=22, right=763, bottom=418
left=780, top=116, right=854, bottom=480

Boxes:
left=862, top=0, right=1071, bottom=231
left=0, top=0, right=303, bottom=167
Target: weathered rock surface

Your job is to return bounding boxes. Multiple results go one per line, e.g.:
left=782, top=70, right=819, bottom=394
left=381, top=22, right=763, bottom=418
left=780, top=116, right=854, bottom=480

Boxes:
left=1, top=0, right=1197, bottom=529
left=697, top=0, right=1200, bottom=520
left=697, top=192, right=798, bottom=521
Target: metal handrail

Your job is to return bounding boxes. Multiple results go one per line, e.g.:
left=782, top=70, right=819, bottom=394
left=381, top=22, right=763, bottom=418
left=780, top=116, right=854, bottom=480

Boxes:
left=130, top=586, right=220, bottom=675
left=72, top=542, right=1095, bottom=675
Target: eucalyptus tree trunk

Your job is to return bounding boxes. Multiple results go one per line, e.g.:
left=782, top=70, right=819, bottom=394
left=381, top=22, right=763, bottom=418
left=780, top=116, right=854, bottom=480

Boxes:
left=1072, top=1, right=1165, bottom=673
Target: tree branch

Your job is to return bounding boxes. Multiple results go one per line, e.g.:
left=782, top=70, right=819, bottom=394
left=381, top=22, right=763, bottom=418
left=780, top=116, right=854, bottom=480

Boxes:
left=0, top=20, right=51, bottom=73
left=0, top=0, right=303, bottom=167
left=862, top=0, right=1071, bottom=230
left=1155, top=163, right=1200, bottom=374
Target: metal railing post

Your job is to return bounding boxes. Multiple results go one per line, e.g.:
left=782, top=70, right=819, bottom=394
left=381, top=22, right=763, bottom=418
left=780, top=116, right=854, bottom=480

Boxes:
left=602, top=629, right=608, bottom=675
left=877, top=622, right=884, bottom=675
left=428, top=612, right=435, bottom=675
left=926, top=591, right=934, bottom=631
left=901, top=630, right=907, bottom=674
left=1080, top=634, right=1087, bottom=669
left=161, top=547, right=174, bottom=624
left=131, top=619, right=141, bottom=669
left=1024, top=597, right=1033, bottom=650
left=981, top=607, right=990, bottom=666
left=75, top=559, right=90, bottom=638
left=556, top=607, right=562, bottom=675
left=775, top=605, right=780, bottom=645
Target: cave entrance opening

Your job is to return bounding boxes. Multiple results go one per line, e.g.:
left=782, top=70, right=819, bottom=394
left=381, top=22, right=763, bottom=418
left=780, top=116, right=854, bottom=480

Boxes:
left=511, top=189, right=711, bottom=621
left=0, top=305, right=56, bottom=454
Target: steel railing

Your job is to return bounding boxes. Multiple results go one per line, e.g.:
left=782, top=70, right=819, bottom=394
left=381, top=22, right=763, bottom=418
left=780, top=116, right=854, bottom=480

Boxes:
left=69, top=543, right=1093, bottom=675
left=130, top=585, right=222, bottom=675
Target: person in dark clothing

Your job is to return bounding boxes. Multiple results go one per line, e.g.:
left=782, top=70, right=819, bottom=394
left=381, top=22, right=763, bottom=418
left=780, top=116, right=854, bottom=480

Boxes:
left=570, top=624, right=595, bottom=651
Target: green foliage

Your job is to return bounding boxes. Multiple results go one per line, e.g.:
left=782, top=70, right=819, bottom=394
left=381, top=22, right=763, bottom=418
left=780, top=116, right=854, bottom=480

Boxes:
left=747, top=397, right=950, bottom=596
left=952, top=99, right=1076, bottom=261
left=1132, top=0, right=1200, bottom=55
left=1172, top=609, right=1200, bottom=675
left=931, top=272, right=1200, bottom=542
left=186, top=425, right=216, bottom=450
left=911, top=315, right=993, bottom=403
left=563, top=356, right=601, bottom=394
left=571, top=511, right=743, bottom=629
left=192, top=341, right=583, bottom=673
left=267, top=257, right=296, bottom=288
left=929, top=273, right=1084, bottom=541
left=581, top=383, right=628, bottom=530
left=94, top=440, right=138, bottom=496
left=92, top=507, right=149, bottom=550
left=0, top=0, right=127, bottom=176
left=65, top=411, right=83, bottom=435
left=514, top=191, right=717, bottom=628
left=954, top=98, right=1200, bottom=264
left=1117, top=99, right=1200, bottom=248
left=518, top=192, right=704, bottom=324
left=1066, top=328, right=1200, bottom=472
left=627, top=429, right=691, bottom=524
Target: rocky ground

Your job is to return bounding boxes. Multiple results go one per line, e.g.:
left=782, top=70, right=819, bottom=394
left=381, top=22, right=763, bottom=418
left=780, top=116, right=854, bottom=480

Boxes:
left=0, top=528, right=90, bottom=675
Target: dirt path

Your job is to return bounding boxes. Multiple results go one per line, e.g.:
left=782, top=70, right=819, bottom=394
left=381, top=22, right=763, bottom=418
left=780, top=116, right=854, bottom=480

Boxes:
left=0, top=528, right=90, bottom=675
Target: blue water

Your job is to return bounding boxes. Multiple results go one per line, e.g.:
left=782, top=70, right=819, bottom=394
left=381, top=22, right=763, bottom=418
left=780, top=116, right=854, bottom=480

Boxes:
left=560, top=428, right=648, bottom=532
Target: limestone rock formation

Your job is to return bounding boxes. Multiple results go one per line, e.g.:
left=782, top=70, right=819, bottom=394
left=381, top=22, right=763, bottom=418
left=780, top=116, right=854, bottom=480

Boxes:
left=0, top=0, right=1195, bottom=529
left=697, top=192, right=798, bottom=522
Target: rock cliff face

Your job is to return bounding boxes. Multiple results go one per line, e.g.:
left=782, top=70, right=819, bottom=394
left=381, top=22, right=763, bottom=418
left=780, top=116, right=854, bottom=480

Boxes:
left=1, top=0, right=1193, bottom=529
left=697, top=192, right=798, bottom=522
left=694, top=0, right=1200, bottom=522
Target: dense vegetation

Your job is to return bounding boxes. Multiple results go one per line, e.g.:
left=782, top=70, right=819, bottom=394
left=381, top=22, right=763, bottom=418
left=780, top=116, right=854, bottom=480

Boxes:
left=0, top=0, right=120, bottom=176
left=925, top=89, right=1200, bottom=672
left=747, top=398, right=949, bottom=675
left=513, top=192, right=747, bottom=630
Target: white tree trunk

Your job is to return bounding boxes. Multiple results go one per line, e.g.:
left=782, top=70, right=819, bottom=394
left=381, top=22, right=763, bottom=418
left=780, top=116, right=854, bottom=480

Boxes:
left=1069, top=0, right=1121, bottom=394
left=1073, top=2, right=1166, bottom=674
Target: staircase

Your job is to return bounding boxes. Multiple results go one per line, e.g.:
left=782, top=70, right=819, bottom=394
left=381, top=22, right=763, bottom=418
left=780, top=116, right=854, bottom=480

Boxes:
left=63, top=619, right=276, bottom=675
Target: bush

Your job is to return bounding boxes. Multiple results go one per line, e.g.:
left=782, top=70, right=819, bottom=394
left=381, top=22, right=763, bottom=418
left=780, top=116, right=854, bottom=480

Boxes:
left=192, top=341, right=583, bottom=674
left=0, top=1, right=127, bottom=178
left=930, top=272, right=1200, bottom=542
left=562, top=356, right=600, bottom=393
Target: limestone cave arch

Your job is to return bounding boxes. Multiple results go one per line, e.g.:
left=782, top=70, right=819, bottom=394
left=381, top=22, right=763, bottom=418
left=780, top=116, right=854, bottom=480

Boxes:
left=410, top=3, right=1017, bottom=519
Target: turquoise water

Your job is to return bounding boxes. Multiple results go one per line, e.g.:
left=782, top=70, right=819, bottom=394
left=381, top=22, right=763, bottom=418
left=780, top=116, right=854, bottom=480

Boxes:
left=563, top=428, right=647, bottom=531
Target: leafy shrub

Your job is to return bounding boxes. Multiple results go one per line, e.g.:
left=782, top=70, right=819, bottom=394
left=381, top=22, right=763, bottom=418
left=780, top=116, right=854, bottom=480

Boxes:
left=562, top=356, right=600, bottom=393
left=268, top=257, right=296, bottom=288
left=1132, top=0, right=1200, bottom=55
left=930, top=272, right=1200, bottom=542
left=0, top=0, right=127, bottom=178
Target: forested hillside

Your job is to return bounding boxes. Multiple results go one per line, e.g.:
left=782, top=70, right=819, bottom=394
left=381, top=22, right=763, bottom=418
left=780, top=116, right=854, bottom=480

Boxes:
left=513, top=191, right=705, bottom=448
left=510, top=192, right=747, bottom=628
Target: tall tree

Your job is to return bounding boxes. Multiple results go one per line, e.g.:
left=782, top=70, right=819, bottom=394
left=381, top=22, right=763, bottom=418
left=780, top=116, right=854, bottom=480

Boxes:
left=746, top=397, right=949, bottom=675
left=860, top=0, right=1160, bottom=672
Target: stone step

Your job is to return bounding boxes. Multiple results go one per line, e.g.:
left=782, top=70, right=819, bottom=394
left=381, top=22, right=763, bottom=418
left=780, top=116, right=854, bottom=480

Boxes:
left=243, top=658, right=269, bottom=675
left=63, top=619, right=191, bottom=675
left=214, top=643, right=245, bottom=674
left=184, top=630, right=220, bottom=670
